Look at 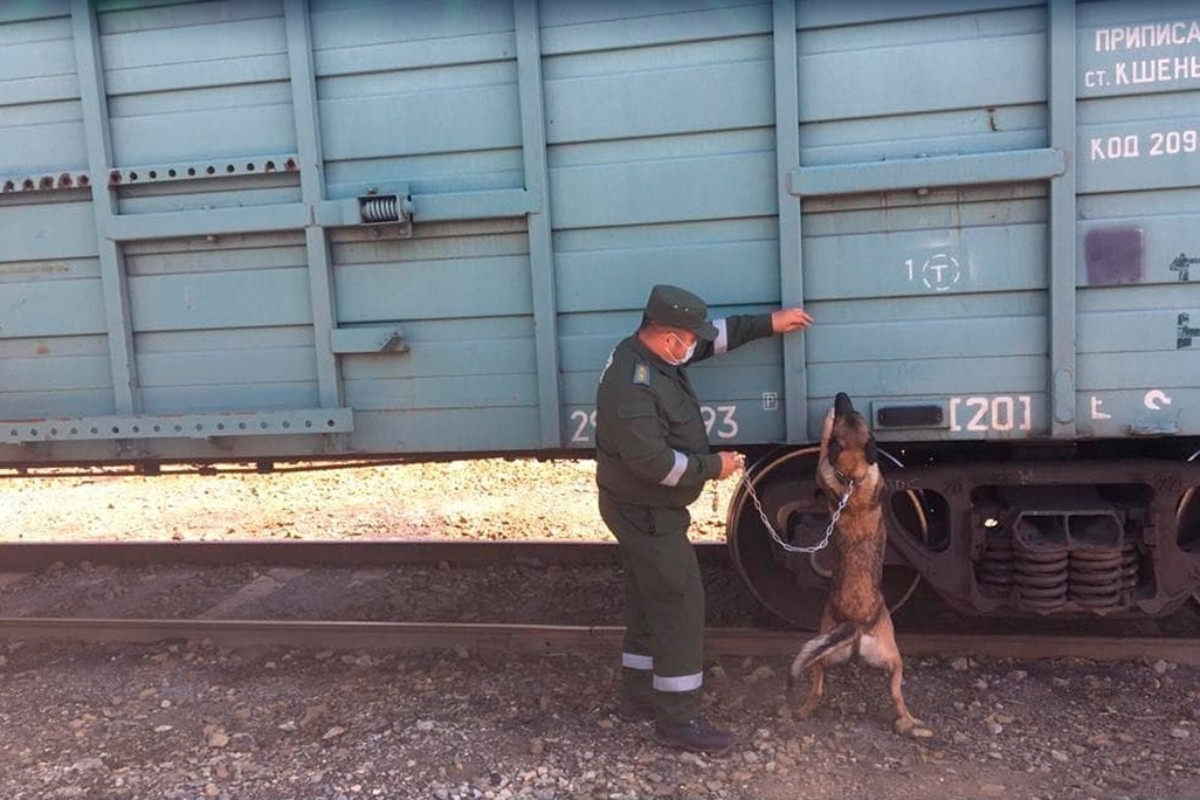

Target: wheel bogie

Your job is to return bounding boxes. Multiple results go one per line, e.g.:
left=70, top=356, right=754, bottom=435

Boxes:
left=727, top=443, right=1200, bottom=629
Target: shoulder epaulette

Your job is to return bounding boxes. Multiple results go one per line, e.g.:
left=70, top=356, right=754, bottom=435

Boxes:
left=632, top=362, right=650, bottom=386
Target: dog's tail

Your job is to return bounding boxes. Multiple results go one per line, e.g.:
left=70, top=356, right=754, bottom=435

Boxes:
left=787, top=622, right=858, bottom=686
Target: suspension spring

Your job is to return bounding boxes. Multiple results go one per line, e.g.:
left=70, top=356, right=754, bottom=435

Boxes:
left=1068, top=543, right=1138, bottom=611
left=1013, top=544, right=1070, bottom=612
left=976, top=533, right=1014, bottom=595
left=975, top=535, right=1140, bottom=613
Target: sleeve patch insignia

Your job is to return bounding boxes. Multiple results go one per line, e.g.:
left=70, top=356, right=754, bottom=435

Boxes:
left=632, top=363, right=650, bottom=386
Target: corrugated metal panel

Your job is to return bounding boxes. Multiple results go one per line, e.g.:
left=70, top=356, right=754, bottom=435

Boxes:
left=0, top=10, right=82, bottom=173
left=0, top=5, right=103, bottom=422
left=99, top=0, right=291, bottom=167
left=1074, top=0, right=1200, bottom=437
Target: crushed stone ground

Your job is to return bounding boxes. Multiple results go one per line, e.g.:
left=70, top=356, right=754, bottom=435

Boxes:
left=1, top=459, right=1198, bottom=799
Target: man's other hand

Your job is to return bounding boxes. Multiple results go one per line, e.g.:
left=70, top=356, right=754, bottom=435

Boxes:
left=717, top=451, right=745, bottom=480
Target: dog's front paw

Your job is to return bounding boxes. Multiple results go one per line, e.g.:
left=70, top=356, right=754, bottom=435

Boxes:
left=893, top=716, right=933, bottom=738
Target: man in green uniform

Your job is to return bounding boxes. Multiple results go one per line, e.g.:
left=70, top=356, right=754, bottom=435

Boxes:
left=595, top=284, right=813, bottom=754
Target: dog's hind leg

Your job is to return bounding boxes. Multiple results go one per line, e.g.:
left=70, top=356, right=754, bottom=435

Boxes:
left=862, top=615, right=927, bottom=736
left=886, top=658, right=920, bottom=735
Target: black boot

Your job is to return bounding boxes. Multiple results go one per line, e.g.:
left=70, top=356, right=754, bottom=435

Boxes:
left=616, top=697, right=656, bottom=723
left=653, top=718, right=734, bottom=755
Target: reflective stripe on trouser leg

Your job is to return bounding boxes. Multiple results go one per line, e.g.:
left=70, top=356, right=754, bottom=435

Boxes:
left=653, top=672, right=703, bottom=692
left=616, top=537, right=655, bottom=669
left=622, top=652, right=653, bottom=670
left=598, top=492, right=705, bottom=722
left=621, top=652, right=654, bottom=701
left=652, top=660, right=703, bottom=725
left=616, top=519, right=655, bottom=706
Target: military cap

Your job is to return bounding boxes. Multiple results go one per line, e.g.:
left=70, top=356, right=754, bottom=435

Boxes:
left=643, top=284, right=718, bottom=341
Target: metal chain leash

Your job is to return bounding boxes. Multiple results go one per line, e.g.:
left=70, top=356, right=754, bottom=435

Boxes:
left=737, top=469, right=854, bottom=554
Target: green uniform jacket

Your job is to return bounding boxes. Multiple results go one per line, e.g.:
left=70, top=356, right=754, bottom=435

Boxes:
left=595, top=314, right=775, bottom=508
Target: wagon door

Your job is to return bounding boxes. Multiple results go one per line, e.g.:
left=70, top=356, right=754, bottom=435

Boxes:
left=789, top=2, right=1069, bottom=443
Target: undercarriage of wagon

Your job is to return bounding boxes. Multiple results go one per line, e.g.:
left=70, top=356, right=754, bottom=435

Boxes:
left=727, top=441, right=1200, bottom=630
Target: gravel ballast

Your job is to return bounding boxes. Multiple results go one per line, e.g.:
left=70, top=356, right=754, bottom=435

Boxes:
left=1, top=459, right=1198, bottom=799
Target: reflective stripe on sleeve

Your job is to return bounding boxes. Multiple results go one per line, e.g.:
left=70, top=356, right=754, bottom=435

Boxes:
left=622, top=652, right=654, bottom=671
left=659, top=450, right=689, bottom=487
left=712, top=319, right=729, bottom=354
left=653, top=672, right=703, bottom=693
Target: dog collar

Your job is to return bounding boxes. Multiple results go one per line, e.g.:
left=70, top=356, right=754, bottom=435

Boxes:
left=831, top=463, right=855, bottom=488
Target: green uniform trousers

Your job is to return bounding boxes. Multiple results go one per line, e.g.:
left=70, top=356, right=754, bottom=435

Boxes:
left=598, top=489, right=705, bottom=724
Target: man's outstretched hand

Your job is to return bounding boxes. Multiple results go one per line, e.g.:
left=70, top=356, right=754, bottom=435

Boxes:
left=771, top=307, right=814, bottom=334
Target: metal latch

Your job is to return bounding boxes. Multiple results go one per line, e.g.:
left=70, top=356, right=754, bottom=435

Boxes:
left=356, top=186, right=412, bottom=236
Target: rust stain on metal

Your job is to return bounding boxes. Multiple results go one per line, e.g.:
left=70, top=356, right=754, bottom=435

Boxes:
left=0, top=262, right=68, bottom=278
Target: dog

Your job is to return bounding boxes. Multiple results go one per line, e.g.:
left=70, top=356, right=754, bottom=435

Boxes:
left=787, top=392, right=926, bottom=736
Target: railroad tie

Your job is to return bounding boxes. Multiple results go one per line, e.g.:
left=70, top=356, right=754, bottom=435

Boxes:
left=197, top=567, right=309, bottom=620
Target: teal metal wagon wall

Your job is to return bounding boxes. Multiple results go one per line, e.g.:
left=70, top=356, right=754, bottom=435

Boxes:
left=2, top=0, right=1199, bottom=467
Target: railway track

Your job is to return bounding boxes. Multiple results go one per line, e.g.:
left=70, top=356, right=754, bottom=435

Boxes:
left=0, top=538, right=640, bottom=570
left=3, top=617, right=1200, bottom=665
left=1, top=539, right=1198, bottom=664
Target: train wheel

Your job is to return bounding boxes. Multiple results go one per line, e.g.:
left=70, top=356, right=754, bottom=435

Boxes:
left=726, top=446, right=926, bottom=630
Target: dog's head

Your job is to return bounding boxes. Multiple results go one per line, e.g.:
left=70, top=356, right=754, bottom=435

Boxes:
left=818, top=392, right=879, bottom=494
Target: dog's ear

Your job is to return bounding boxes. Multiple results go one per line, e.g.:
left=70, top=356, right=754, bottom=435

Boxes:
left=865, top=435, right=878, bottom=466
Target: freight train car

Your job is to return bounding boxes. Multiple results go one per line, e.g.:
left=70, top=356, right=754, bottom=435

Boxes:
left=3, top=0, right=1199, bottom=628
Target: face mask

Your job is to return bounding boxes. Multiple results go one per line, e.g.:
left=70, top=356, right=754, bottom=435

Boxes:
left=664, top=334, right=696, bottom=366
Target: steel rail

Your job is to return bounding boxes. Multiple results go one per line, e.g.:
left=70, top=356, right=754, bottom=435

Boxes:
left=0, top=617, right=1197, bottom=665
left=0, top=539, right=729, bottom=571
